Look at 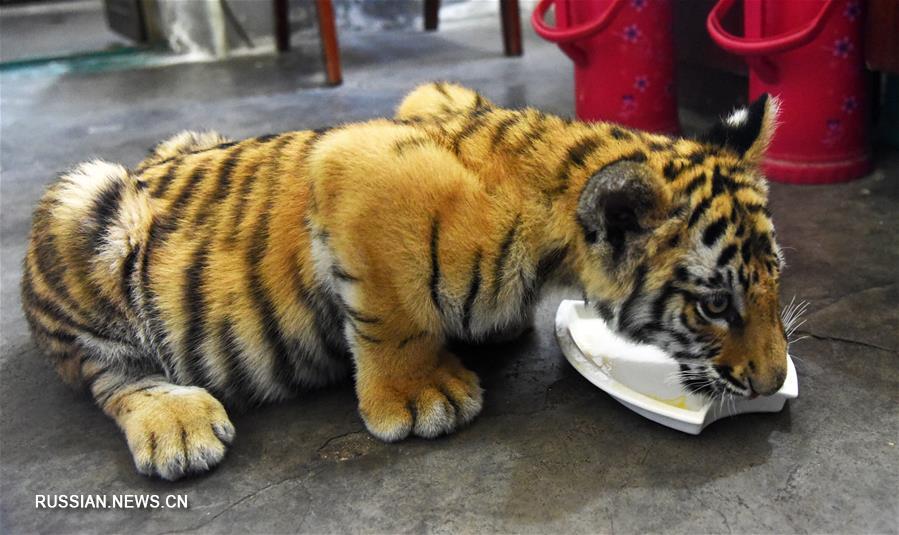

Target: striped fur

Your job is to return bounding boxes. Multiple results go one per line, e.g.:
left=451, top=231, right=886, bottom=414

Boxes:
left=22, top=82, right=788, bottom=480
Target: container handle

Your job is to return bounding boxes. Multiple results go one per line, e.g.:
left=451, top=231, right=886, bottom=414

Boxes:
left=707, top=0, right=838, bottom=56
left=531, top=0, right=628, bottom=44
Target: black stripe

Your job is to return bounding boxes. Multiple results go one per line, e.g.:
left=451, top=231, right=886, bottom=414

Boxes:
left=492, top=214, right=521, bottom=301
left=429, top=217, right=443, bottom=314
left=536, top=245, right=568, bottom=282
left=741, top=239, right=752, bottom=263
left=331, top=265, right=359, bottom=282
left=139, top=219, right=186, bottom=378
left=593, top=300, right=613, bottom=321
left=194, top=147, right=245, bottom=227
left=552, top=137, right=603, bottom=193
left=21, top=263, right=110, bottom=342
left=598, top=151, right=649, bottom=179
left=618, top=264, right=647, bottom=331
left=742, top=203, right=768, bottom=214
left=567, top=136, right=603, bottom=168
left=688, top=150, right=708, bottom=165
left=216, top=318, right=258, bottom=404
left=472, top=93, right=485, bottom=110
left=433, top=81, right=449, bottom=98
left=610, top=126, right=632, bottom=140
left=667, top=328, right=694, bottom=348
left=522, top=245, right=570, bottom=305
left=398, top=331, right=428, bottom=349
left=663, top=161, right=679, bottom=181
left=345, top=306, right=380, bottom=324
left=286, top=248, right=348, bottom=362
left=142, top=162, right=216, bottom=287
left=452, top=108, right=492, bottom=154
left=31, top=216, right=93, bottom=322
left=255, top=133, right=280, bottom=143
left=150, top=161, right=179, bottom=198
left=245, top=182, right=298, bottom=389
left=682, top=171, right=708, bottom=197
left=687, top=198, right=711, bottom=228
left=229, top=162, right=263, bottom=245
left=711, top=166, right=728, bottom=197
left=167, top=165, right=208, bottom=220
left=393, top=137, right=432, bottom=155
left=513, top=114, right=547, bottom=155
left=181, top=239, right=212, bottom=386
left=348, top=322, right=382, bottom=345
left=139, top=217, right=161, bottom=300
left=461, top=250, right=483, bottom=334
left=120, top=243, right=141, bottom=310
left=125, top=384, right=158, bottom=396
left=25, top=313, right=78, bottom=348
left=648, top=140, right=671, bottom=152
left=95, top=377, right=127, bottom=407
left=717, top=243, right=738, bottom=266
left=82, top=363, right=107, bottom=394
left=651, top=282, right=677, bottom=322
left=619, top=150, right=648, bottom=163
left=702, top=217, right=728, bottom=247
left=88, top=178, right=125, bottom=252
left=491, top=114, right=521, bottom=148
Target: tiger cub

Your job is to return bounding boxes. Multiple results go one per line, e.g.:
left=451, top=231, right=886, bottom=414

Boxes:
left=22, top=82, right=788, bottom=480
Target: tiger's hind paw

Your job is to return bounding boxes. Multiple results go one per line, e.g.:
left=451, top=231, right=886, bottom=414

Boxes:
left=114, top=385, right=235, bottom=481
left=358, top=356, right=483, bottom=442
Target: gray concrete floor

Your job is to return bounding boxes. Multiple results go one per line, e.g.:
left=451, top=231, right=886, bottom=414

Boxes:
left=2, top=15, right=898, bottom=535
left=0, top=0, right=127, bottom=63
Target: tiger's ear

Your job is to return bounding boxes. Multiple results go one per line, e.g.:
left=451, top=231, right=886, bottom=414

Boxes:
left=702, top=94, right=780, bottom=164
left=577, top=161, right=671, bottom=262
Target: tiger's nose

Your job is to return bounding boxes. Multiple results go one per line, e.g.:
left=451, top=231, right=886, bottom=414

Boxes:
left=747, top=367, right=786, bottom=396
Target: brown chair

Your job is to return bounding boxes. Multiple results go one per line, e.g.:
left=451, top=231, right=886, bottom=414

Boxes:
left=425, top=0, right=522, bottom=57
left=274, top=0, right=522, bottom=87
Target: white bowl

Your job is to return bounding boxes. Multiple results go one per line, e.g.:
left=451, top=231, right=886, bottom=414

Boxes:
left=554, top=300, right=798, bottom=434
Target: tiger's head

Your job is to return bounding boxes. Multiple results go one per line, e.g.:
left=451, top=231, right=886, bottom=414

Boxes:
left=574, top=95, right=788, bottom=399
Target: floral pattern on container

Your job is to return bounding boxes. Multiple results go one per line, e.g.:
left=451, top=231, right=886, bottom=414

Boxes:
left=841, top=96, right=858, bottom=114
left=822, top=118, right=844, bottom=146
left=634, top=75, right=649, bottom=93
left=621, top=24, right=641, bottom=43
left=619, top=94, right=637, bottom=118
left=830, top=36, right=853, bottom=59
left=843, top=1, right=861, bottom=21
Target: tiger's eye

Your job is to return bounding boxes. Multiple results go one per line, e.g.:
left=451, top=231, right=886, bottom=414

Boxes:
left=700, top=293, right=730, bottom=318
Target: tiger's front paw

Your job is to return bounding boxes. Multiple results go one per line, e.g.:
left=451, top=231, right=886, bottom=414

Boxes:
left=357, top=356, right=483, bottom=441
left=115, top=385, right=235, bottom=480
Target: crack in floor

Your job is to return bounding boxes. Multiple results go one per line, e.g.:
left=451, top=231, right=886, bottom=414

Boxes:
left=795, top=330, right=897, bottom=354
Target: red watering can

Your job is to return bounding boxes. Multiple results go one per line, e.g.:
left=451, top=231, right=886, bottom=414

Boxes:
left=707, top=0, right=871, bottom=184
left=532, top=0, right=680, bottom=134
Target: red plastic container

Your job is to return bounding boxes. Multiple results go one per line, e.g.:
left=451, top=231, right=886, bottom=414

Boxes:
left=532, top=0, right=679, bottom=133
left=707, top=0, right=871, bottom=184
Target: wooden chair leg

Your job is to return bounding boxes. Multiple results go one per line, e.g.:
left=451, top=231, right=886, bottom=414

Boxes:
left=315, top=0, right=342, bottom=86
left=424, top=0, right=440, bottom=31
left=273, top=0, right=290, bottom=52
left=500, top=0, right=522, bottom=57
